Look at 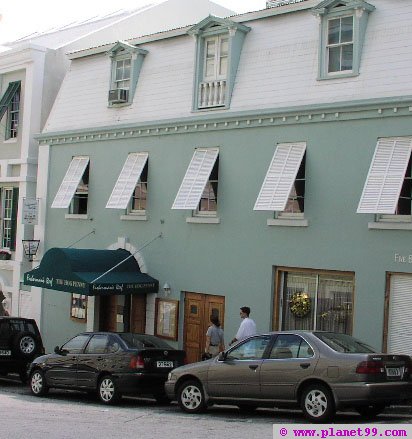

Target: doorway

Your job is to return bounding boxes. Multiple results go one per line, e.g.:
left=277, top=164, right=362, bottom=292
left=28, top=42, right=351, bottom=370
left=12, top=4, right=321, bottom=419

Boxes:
left=183, top=292, right=225, bottom=363
left=99, top=294, right=146, bottom=333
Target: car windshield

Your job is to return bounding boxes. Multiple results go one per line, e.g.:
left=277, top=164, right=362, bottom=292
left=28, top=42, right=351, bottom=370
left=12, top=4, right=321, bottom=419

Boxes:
left=314, top=332, right=375, bottom=353
left=119, top=333, right=173, bottom=349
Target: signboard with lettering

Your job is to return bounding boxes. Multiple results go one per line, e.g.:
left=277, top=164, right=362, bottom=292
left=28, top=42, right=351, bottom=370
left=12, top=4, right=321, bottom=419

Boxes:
left=22, top=198, right=39, bottom=225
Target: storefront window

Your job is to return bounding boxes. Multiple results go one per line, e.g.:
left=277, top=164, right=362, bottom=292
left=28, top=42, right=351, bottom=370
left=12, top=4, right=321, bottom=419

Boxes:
left=278, top=270, right=354, bottom=334
left=71, top=294, right=87, bottom=321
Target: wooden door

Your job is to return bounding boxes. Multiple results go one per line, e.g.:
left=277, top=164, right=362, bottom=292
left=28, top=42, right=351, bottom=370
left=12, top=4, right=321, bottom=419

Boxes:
left=183, top=292, right=225, bottom=363
left=99, top=295, right=117, bottom=332
left=130, top=295, right=146, bottom=333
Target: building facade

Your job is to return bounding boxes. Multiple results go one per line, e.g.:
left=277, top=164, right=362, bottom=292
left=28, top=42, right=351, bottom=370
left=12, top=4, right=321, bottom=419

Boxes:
left=28, top=0, right=412, bottom=360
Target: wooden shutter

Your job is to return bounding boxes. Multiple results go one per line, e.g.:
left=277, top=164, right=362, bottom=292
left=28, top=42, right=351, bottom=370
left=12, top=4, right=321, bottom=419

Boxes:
left=254, top=142, right=306, bottom=211
left=51, top=156, right=89, bottom=209
left=357, top=137, right=412, bottom=214
left=0, top=81, right=21, bottom=121
left=9, top=187, right=19, bottom=251
left=106, top=152, right=148, bottom=209
left=172, top=148, right=219, bottom=210
left=387, top=274, right=412, bottom=354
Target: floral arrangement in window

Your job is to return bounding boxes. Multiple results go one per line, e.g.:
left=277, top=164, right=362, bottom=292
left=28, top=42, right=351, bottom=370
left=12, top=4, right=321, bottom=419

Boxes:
left=289, top=292, right=311, bottom=318
left=0, top=250, right=11, bottom=260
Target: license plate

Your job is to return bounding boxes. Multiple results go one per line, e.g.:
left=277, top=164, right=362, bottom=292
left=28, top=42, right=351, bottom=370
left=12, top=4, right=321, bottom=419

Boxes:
left=0, top=350, right=11, bottom=356
left=156, top=361, right=173, bottom=368
left=386, top=367, right=401, bottom=377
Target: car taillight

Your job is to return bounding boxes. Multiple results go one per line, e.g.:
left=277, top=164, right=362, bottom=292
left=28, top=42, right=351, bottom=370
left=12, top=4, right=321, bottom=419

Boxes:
left=130, top=354, right=145, bottom=369
left=356, top=360, right=384, bottom=374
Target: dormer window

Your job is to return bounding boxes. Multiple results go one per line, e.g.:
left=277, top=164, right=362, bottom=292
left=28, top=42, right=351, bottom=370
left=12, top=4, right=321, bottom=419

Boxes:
left=107, top=41, right=147, bottom=106
left=0, top=81, right=21, bottom=140
left=188, top=16, right=250, bottom=110
left=312, top=0, right=375, bottom=79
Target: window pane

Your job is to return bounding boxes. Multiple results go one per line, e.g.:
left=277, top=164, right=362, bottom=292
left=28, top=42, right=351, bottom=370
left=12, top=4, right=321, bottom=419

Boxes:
left=85, top=335, right=109, bottom=354
left=328, top=19, right=340, bottom=45
left=341, top=16, right=353, bottom=43
left=206, top=59, right=215, bottom=77
left=219, top=56, right=228, bottom=76
left=227, top=336, right=270, bottom=360
left=328, top=46, right=341, bottom=72
left=220, top=38, right=229, bottom=56
left=206, top=40, right=216, bottom=57
left=316, top=274, right=353, bottom=334
left=341, top=44, right=353, bottom=71
left=62, top=335, right=90, bottom=353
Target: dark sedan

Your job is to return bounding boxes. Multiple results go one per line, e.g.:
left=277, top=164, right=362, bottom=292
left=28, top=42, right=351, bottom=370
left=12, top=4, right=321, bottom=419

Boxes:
left=28, top=332, right=186, bottom=404
left=165, top=331, right=412, bottom=422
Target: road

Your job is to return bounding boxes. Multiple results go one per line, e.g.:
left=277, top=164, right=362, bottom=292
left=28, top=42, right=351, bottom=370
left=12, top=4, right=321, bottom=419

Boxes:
left=0, top=375, right=411, bottom=439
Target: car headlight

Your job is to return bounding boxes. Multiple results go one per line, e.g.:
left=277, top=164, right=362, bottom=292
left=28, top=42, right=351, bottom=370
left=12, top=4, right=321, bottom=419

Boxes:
left=167, top=372, right=174, bottom=381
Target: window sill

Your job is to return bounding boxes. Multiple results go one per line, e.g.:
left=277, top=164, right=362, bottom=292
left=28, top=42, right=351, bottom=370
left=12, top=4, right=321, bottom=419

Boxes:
left=108, top=102, right=132, bottom=108
left=120, top=214, right=147, bottom=221
left=3, top=138, right=17, bottom=144
left=186, top=216, right=220, bottom=224
left=65, top=214, right=89, bottom=220
left=368, top=222, right=412, bottom=230
left=267, top=218, right=308, bottom=227
left=317, top=72, right=359, bottom=81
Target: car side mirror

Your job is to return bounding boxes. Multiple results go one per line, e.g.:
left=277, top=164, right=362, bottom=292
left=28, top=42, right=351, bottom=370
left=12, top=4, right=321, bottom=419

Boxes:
left=218, top=351, right=226, bottom=361
left=54, top=346, right=60, bottom=354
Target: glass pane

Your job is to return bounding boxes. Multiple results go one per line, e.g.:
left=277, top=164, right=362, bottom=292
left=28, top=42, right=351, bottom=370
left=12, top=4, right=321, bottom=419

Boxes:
left=341, top=16, right=353, bottom=43
left=328, top=46, right=341, bottom=72
left=281, top=273, right=317, bottom=330
left=62, top=335, right=90, bottom=353
left=206, top=59, right=215, bottom=77
left=227, top=336, right=270, bottom=360
left=219, top=56, right=228, bottom=76
left=220, top=38, right=229, bottom=56
left=316, top=274, right=353, bottom=334
left=85, top=335, right=109, bottom=354
left=341, top=44, right=353, bottom=71
left=206, top=40, right=216, bottom=57
left=328, top=18, right=340, bottom=45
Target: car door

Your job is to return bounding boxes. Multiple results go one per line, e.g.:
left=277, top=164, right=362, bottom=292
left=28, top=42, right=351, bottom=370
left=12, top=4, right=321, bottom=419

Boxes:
left=207, top=335, right=271, bottom=399
left=260, top=334, right=318, bottom=401
left=77, top=334, right=111, bottom=388
left=45, top=334, right=90, bottom=387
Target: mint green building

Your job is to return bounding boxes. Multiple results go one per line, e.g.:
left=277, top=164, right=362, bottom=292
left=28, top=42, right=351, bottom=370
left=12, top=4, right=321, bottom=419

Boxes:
left=27, top=0, right=412, bottom=360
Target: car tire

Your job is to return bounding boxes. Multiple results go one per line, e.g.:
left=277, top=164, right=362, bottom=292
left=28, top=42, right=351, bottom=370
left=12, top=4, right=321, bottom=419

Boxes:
left=12, top=332, right=38, bottom=359
left=30, top=369, right=49, bottom=396
left=301, top=383, right=335, bottom=422
left=98, top=375, right=121, bottom=405
left=177, top=380, right=206, bottom=414
left=356, top=404, right=386, bottom=419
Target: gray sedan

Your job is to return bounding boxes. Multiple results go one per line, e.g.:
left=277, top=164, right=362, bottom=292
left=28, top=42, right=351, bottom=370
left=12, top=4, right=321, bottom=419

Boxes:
left=165, top=331, right=412, bottom=422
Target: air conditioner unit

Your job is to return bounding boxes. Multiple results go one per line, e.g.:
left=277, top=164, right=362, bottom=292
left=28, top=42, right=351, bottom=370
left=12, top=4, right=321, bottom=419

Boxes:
left=108, top=88, right=129, bottom=104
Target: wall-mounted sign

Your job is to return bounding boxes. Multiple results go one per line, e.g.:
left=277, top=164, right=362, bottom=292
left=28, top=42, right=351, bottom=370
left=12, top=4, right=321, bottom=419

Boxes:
left=394, top=253, right=412, bottom=264
left=22, top=198, right=39, bottom=225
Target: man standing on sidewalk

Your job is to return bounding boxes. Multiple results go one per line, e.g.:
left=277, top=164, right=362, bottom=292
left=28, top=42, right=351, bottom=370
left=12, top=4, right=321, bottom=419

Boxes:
left=229, top=306, right=257, bottom=345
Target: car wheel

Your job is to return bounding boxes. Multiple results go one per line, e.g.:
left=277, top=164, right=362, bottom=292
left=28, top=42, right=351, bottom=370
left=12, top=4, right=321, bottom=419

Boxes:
left=13, top=332, right=38, bottom=359
left=98, top=375, right=121, bottom=405
left=356, top=404, right=386, bottom=419
left=30, top=369, right=49, bottom=396
left=177, top=380, right=206, bottom=413
left=154, top=393, right=171, bottom=404
left=301, top=383, right=335, bottom=422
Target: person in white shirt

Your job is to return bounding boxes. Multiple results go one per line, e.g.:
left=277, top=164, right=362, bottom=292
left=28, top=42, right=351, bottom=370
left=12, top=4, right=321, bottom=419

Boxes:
left=229, top=306, right=257, bottom=345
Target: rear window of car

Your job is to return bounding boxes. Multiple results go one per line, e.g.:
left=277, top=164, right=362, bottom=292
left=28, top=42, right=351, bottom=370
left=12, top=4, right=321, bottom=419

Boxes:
left=119, top=333, right=173, bottom=349
left=314, top=332, right=375, bottom=353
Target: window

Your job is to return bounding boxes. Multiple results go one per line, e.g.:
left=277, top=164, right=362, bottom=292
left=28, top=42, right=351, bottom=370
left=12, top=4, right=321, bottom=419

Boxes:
left=107, top=41, right=147, bottom=106
left=61, top=334, right=90, bottom=354
left=172, top=147, right=219, bottom=215
left=106, top=152, right=148, bottom=213
left=357, top=137, right=412, bottom=220
left=70, top=293, right=87, bottom=320
left=312, top=0, right=375, bottom=79
left=254, top=142, right=306, bottom=219
left=226, top=336, right=270, bottom=361
left=85, top=334, right=109, bottom=354
left=276, top=269, right=354, bottom=334
left=51, top=156, right=89, bottom=214
left=269, top=334, right=314, bottom=359
left=0, top=187, right=18, bottom=250
left=188, top=16, right=250, bottom=110
left=6, top=87, right=20, bottom=140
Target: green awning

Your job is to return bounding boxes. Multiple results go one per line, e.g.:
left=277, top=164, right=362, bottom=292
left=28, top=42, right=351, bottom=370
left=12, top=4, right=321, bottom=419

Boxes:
left=0, top=81, right=21, bottom=121
left=23, top=248, right=158, bottom=295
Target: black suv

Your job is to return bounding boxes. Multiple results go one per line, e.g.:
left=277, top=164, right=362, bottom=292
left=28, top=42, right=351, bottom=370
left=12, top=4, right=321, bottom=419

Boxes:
left=0, top=317, right=44, bottom=382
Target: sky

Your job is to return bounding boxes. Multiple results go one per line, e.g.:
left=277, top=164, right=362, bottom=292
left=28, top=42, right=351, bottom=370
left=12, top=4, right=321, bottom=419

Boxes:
left=0, top=0, right=268, bottom=45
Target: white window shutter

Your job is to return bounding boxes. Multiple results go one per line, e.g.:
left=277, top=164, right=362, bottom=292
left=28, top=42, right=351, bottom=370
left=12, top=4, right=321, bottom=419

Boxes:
left=357, top=137, right=412, bottom=214
left=172, top=148, right=219, bottom=210
left=254, top=142, right=306, bottom=211
left=106, top=152, right=148, bottom=209
left=51, top=156, right=89, bottom=209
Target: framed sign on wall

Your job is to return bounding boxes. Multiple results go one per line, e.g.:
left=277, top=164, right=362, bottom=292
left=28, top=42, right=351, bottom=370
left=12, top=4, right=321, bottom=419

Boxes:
left=155, top=298, right=179, bottom=340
